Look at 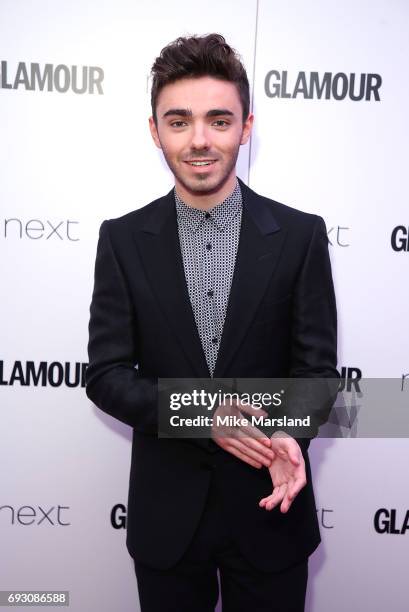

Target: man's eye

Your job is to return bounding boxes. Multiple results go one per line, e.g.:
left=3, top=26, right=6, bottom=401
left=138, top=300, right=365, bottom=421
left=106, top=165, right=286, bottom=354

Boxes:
left=170, top=121, right=187, bottom=128
left=213, top=120, right=229, bottom=127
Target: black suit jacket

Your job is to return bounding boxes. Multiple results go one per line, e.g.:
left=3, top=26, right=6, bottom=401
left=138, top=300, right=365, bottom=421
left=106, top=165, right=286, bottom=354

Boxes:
left=86, top=178, right=338, bottom=571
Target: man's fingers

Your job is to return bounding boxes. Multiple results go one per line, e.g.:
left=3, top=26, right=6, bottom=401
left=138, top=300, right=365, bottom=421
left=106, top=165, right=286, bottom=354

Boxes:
left=214, top=437, right=263, bottom=468
left=281, top=477, right=306, bottom=513
left=229, top=439, right=272, bottom=467
left=288, top=473, right=307, bottom=500
left=289, top=448, right=301, bottom=465
left=271, top=438, right=301, bottom=466
left=236, top=431, right=276, bottom=460
left=278, top=461, right=307, bottom=508
left=238, top=422, right=273, bottom=447
left=260, top=484, right=286, bottom=511
left=225, top=444, right=263, bottom=469
left=214, top=423, right=274, bottom=461
left=280, top=496, right=292, bottom=513
left=227, top=438, right=273, bottom=467
left=238, top=421, right=265, bottom=438
left=235, top=401, right=268, bottom=419
left=260, top=485, right=285, bottom=506
left=260, top=465, right=307, bottom=512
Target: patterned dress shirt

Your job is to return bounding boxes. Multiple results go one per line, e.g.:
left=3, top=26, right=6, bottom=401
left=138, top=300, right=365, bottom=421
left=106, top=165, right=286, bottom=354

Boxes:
left=174, top=179, right=243, bottom=377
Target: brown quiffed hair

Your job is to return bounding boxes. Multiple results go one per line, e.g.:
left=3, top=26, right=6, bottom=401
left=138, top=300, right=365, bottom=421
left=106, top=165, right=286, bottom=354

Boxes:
left=151, top=33, right=250, bottom=124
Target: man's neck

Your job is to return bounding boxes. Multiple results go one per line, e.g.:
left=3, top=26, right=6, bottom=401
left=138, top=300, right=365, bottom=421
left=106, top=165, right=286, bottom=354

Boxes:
left=174, top=174, right=238, bottom=211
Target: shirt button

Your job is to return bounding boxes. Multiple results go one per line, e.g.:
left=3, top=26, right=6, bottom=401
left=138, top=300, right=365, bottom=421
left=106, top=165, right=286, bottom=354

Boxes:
left=206, top=242, right=212, bottom=251
left=205, top=212, right=211, bottom=219
left=212, top=337, right=218, bottom=344
left=207, top=289, right=214, bottom=297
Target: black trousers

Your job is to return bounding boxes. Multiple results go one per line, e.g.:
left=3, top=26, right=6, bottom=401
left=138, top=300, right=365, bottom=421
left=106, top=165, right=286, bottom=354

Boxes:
left=133, top=477, right=308, bottom=612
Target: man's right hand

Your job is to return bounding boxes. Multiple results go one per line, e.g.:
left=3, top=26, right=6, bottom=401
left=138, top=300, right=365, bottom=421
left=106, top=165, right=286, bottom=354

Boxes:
left=211, top=400, right=276, bottom=468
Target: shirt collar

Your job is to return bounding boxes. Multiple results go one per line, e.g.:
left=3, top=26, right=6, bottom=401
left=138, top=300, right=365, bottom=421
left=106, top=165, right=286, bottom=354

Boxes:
left=174, top=179, right=242, bottom=232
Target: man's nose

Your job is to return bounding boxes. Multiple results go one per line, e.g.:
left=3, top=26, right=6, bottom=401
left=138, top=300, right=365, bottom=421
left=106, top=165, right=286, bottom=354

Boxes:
left=190, top=123, right=210, bottom=150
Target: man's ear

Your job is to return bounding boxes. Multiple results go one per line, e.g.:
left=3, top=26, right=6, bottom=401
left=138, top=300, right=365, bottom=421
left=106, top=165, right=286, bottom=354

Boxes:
left=149, top=116, right=162, bottom=149
left=240, top=113, right=254, bottom=146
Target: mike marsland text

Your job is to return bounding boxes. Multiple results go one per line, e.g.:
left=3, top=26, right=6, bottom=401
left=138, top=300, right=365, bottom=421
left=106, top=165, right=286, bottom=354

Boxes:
left=168, top=415, right=311, bottom=428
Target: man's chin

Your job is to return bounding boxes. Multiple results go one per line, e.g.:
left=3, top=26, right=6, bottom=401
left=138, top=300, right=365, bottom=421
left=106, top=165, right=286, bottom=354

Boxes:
left=178, top=174, right=228, bottom=196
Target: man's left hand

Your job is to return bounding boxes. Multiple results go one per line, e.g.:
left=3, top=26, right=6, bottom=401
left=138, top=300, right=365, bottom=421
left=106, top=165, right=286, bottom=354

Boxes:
left=259, top=432, right=306, bottom=514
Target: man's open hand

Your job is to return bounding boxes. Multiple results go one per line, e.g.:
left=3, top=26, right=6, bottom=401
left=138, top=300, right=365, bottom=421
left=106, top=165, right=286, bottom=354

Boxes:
left=259, top=432, right=306, bottom=513
left=211, top=400, right=275, bottom=468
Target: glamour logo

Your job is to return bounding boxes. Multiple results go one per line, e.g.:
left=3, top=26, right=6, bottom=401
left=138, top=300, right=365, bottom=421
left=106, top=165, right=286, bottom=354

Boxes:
left=391, top=226, right=409, bottom=251
left=323, top=368, right=362, bottom=437
left=374, top=509, right=409, bottom=534
left=339, top=367, right=362, bottom=392
left=2, top=218, right=79, bottom=241
left=264, top=71, right=382, bottom=101
left=0, top=505, right=70, bottom=526
left=0, top=360, right=87, bottom=387
left=0, top=61, right=103, bottom=94
left=111, top=504, right=127, bottom=529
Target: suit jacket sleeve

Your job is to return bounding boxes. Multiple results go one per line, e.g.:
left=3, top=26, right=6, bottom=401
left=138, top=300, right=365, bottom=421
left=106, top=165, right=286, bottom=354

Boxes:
left=85, top=220, right=159, bottom=433
left=289, top=215, right=338, bottom=380
left=262, top=215, right=339, bottom=451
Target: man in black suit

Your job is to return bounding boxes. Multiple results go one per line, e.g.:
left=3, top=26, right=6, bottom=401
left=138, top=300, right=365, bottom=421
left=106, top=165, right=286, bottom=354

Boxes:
left=86, top=33, right=338, bottom=612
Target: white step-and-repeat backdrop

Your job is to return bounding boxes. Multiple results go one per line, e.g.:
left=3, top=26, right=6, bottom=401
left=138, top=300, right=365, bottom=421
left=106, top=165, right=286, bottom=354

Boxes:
left=1, top=0, right=408, bottom=610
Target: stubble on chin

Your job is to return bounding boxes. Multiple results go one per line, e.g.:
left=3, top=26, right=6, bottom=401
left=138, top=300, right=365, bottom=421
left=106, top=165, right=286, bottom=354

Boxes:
left=179, top=173, right=227, bottom=197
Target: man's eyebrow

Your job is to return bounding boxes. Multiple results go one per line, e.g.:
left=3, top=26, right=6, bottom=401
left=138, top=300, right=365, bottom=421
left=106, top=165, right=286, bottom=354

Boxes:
left=162, top=108, right=235, bottom=119
left=206, top=109, right=234, bottom=117
left=162, top=108, right=193, bottom=118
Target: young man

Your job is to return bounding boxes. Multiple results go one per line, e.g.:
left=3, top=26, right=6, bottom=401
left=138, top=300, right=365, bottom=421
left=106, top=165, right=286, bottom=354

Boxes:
left=86, top=34, right=338, bottom=612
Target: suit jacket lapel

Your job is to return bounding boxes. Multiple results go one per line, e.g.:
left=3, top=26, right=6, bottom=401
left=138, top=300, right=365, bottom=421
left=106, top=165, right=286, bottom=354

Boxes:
left=213, top=180, right=286, bottom=378
left=133, top=180, right=286, bottom=380
left=135, top=189, right=210, bottom=377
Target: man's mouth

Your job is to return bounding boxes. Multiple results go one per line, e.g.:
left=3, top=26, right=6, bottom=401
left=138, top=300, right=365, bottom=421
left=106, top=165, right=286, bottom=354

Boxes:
left=185, top=160, right=217, bottom=167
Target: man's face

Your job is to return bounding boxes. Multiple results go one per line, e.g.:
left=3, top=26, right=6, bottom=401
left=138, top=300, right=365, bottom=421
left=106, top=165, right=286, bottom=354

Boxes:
left=149, top=76, right=253, bottom=201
